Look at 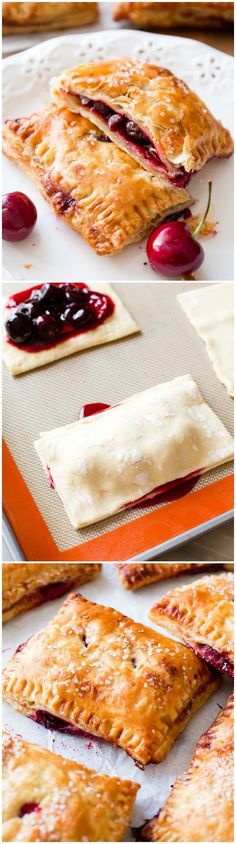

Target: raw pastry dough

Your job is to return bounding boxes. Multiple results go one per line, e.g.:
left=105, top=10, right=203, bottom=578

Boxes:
left=2, top=593, right=219, bottom=767
left=116, top=563, right=228, bottom=590
left=2, top=104, right=193, bottom=255
left=149, top=572, right=234, bottom=677
left=2, top=563, right=101, bottom=622
left=178, top=284, right=234, bottom=397
left=3, top=283, right=139, bottom=376
left=34, top=374, right=233, bottom=528
left=53, top=59, right=233, bottom=181
left=141, top=693, right=234, bottom=842
left=113, top=2, right=234, bottom=29
left=3, top=730, right=138, bottom=842
left=2, top=2, right=98, bottom=33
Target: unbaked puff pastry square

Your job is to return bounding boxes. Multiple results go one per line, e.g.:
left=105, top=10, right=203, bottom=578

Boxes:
left=2, top=104, right=192, bottom=256
left=52, top=58, right=233, bottom=182
left=34, top=374, right=233, bottom=529
left=116, top=563, right=227, bottom=590
left=3, top=283, right=139, bottom=376
left=2, top=563, right=101, bottom=622
left=149, top=571, right=234, bottom=677
left=2, top=593, right=219, bottom=768
left=2, top=2, right=98, bottom=33
left=113, top=2, right=234, bottom=30
left=3, top=730, right=139, bottom=842
left=178, top=283, right=234, bottom=397
left=140, top=693, right=234, bottom=842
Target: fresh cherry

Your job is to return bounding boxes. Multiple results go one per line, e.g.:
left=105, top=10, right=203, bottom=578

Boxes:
left=146, top=182, right=212, bottom=278
left=2, top=191, right=37, bottom=241
left=34, top=313, right=59, bottom=341
left=5, top=312, right=33, bottom=344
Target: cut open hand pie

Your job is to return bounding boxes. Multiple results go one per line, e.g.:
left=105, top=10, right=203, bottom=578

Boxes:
left=34, top=374, right=233, bottom=529
left=140, top=693, right=234, bottom=842
left=52, top=58, right=233, bottom=184
left=2, top=563, right=101, bottom=622
left=113, top=2, right=234, bottom=30
left=2, top=104, right=193, bottom=256
left=3, top=730, right=138, bottom=842
left=149, top=572, right=234, bottom=677
left=2, top=2, right=98, bottom=33
left=116, top=563, right=229, bottom=590
left=2, top=594, right=219, bottom=767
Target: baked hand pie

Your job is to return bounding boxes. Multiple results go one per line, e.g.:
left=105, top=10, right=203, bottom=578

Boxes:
left=2, top=2, right=98, bottom=33
left=2, top=563, right=101, bottom=622
left=34, top=374, right=233, bottom=529
left=2, top=104, right=193, bottom=256
left=2, top=593, right=219, bottom=768
left=3, top=282, right=138, bottom=376
left=113, top=2, right=234, bottom=30
left=178, top=283, right=234, bottom=397
left=149, top=572, right=234, bottom=677
left=3, top=730, right=139, bottom=842
left=52, top=58, right=233, bottom=183
left=140, top=692, right=234, bottom=842
left=116, top=563, right=228, bottom=590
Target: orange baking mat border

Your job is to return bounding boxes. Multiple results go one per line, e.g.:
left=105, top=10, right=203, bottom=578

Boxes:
left=3, top=438, right=234, bottom=561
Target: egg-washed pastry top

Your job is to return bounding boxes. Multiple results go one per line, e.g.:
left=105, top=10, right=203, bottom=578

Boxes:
left=2, top=563, right=101, bottom=622
left=34, top=374, right=233, bottom=529
left=149, top=572, right=234, bottom=677
left=116, top=563, right=230, bottom=590
left=2, top=593, right=219, bottom=767
left=140, top=693, right=234, bottom=842
left=52, top=58, right=233, bottom=183
left=2, top=2, right=98, bottom=32
left=3, top=730, right=138, bottom=842
left=113, top=2, right=234, bottom=29
left=3, top=104, right=192, bottom=256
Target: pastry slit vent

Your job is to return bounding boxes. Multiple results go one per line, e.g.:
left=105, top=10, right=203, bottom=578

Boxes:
left=69, top=93, right=189, bottom=187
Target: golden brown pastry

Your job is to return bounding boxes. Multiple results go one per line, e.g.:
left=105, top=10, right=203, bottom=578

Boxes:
left=3, top=730, right=139, bottom=842
left=2, top=2, right=98, bottom=33
left=140, top=693, right=234, bottom=842
left=3, top=104, right=192, bottom=255
left=113, top=2, right=234, bottom=30
left=2, top=563, right=101, bottom=622
left=53, top=58, right=233, bottom=181
left=2, top=594, right=219, bottom=768
left=149, top=572, right=234, bottom=677
left=116, top=563, right=227, bottom=590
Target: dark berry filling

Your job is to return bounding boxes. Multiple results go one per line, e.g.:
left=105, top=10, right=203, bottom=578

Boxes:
left=194, top=644, right=233, bottom=677
left=78, top=96, right=189, bottom=187
left=33, top=709, right=96, bottom=741
left=5, top=283, right=114, bottom=352
left=19, top=803, right=41, bottom=817
left=39, top=579, right=76, bottom=602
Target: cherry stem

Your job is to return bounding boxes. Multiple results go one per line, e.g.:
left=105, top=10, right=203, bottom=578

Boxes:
left=192, top=181, right=212, bottom=239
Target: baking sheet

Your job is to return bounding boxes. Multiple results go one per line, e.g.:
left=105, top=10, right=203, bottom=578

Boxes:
left=2, top=562, right=233, bottom=839
left=2, top=282, right=234, bottom=558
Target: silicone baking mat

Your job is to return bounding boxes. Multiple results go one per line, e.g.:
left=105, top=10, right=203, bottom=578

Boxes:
left=2, top=282, right=234, bottom=561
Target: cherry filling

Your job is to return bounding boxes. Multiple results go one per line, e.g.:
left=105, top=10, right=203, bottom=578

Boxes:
left=33, top=710, right=98, bottom=742
left=39, top=579, right=76, bottom=602
left=5, top=282, right=114, bottom=352
left=194, top=644, right=233, bottom=677
left=19, top=803, right=41, bottom=818
left=78, top=95, right=189, bottom=187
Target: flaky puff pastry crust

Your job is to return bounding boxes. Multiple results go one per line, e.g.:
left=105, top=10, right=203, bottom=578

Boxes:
left=2, top=594, right=219, bottom=767
left=2, top=3, right=98, bottom=33
left=3, top=730, right=139, bottom=842
left=53, top=59, right=233, bottom=180
left=116, top=563, right=227, bottom=590
left=113, top=2, right=234, bottom=29
left=141, top=693, right=234, bottom=842
left=149, top=572, right=234, bottom=677
left=2, top=563, right=101, bottom=623
left=2, top=104, right=192, bottom=255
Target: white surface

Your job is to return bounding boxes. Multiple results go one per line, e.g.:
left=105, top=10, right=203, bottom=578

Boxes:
left=2, top=563, right=232, bottom=838
left=2, top=30, right=234, bottom=282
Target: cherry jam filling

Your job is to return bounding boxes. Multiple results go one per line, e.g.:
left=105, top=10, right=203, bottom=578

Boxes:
left=5, top=283, right=114, bottom=352
left=19, top=803, right=41, bottom=818
left=78, top=95, right=189, bottom=187
left=194, top=644, right=233, bottom=677
left=39, top=580, right=76, bottom=602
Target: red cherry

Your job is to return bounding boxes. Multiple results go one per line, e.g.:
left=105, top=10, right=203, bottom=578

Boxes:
left=147, top=220, right=204, bottom=278
left=2, top=191, right=37, bottom=241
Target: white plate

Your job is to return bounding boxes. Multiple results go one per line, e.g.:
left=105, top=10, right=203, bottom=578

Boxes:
left=2, top=30, right=234, bottom=281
